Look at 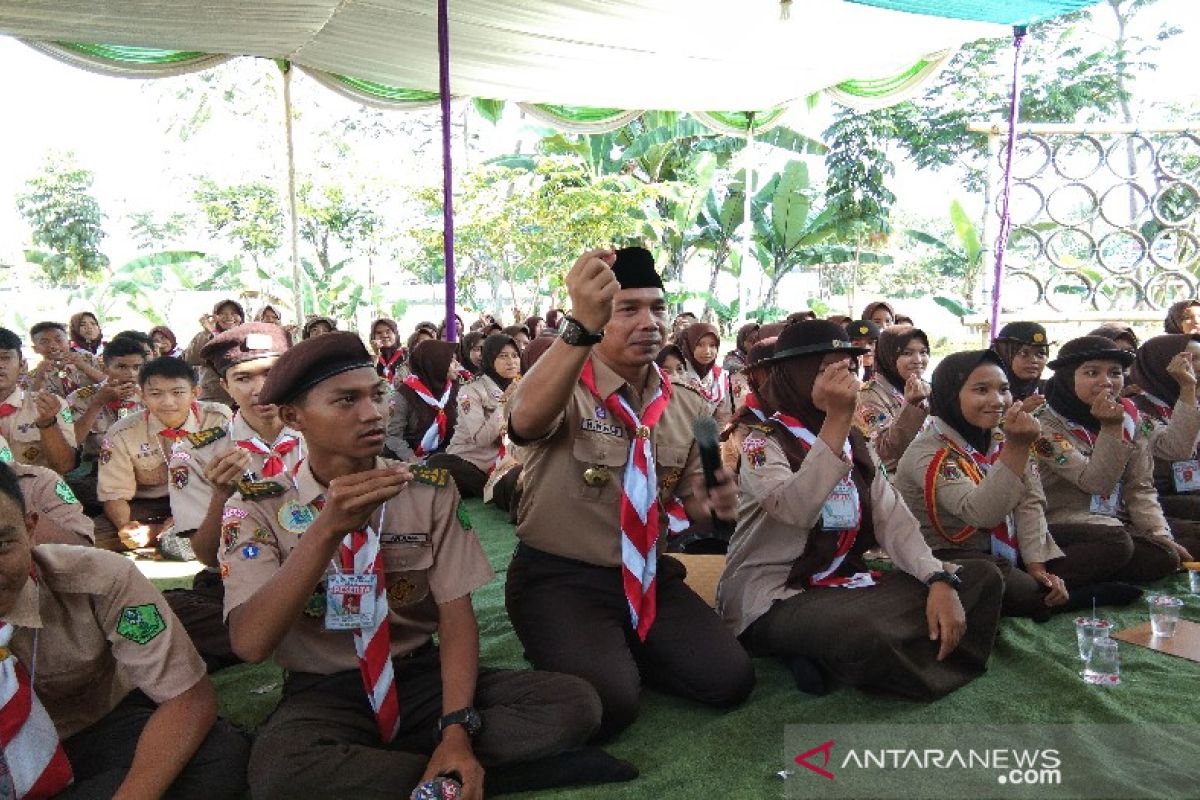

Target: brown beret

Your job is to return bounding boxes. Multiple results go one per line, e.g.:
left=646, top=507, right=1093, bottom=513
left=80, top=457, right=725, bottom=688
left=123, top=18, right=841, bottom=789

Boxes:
left=199, top=322, right=289, bottom=376
left=258, top=331, right=373, bottom=405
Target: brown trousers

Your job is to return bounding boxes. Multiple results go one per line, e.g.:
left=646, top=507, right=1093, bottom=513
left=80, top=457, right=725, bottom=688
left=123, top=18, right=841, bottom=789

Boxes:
left=504, top=545, right=755, bottom=741
left=91, top=496, right=172, bottom=551
left=247, top=646, right=601, bottom=800
left=163, top=568, right=241, bottom=673
left=426, top=453, right=488, bottom=498
left=741, top=559, right=1005, bottom=701
left=1047, top=522, right=1180, bottom=583
left=1160, top=494, right=1200, bottom=556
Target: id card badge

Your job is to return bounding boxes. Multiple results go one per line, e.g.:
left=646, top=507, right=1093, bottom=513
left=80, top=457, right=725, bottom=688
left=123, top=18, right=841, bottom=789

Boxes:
left=1090, top=482, right=1122, bottom=517
left=324, top=573, right=377, bottom=630
left=821, top=477, right=859, bottom=529
left=1172, top=460, right=1200, bottom=493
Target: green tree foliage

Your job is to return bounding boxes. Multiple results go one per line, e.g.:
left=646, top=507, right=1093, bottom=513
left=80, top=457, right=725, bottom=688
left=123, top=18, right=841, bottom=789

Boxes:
left=16, top=152, right=109, bottom=285
left=905, top=200, right=985, bottom=301
left=193, top=178, right=284, bottom=269
left=297, top=181, right=383, bottom=274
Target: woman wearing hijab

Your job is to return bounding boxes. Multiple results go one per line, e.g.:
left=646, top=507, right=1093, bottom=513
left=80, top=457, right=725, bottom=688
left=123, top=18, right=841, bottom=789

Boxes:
left=1089, top=324, right=1139, bottom=353
left=1032, top=336, right=1187, bottom=584
left=1165, top=299, right=1200, bottom=335
left=428, top=333, right=522, bottom=498
left=861, top=301, right=895, bottom=329
left=897, top=351, right=1074, bottom=620
left=302, top=316, right=337, bottom=339
left=149, top=325, right=183, bottom=359
left=990, top=322, right=1050, bottom=401
left=370, top=318, right=407, bottom=385
left=1128, top=335, right=1200, bottom=552
left=184, top=298, right=244, bottom=405
left=717, top=321, right=1003, bottom=698
left=456, top=330, right=485, bottom=381
left=254, top=305, right=282, bottom=325
left=720, top=337, right=779, bottom=474
left=856, top=324, right=931, bottom=474
left=679, top=322, right=733, bottom=425
left=69, top=311, right=104, bottom=355
left=721, top=323, right=761, bottom=378
left=384, top=339, right=460, bottom=462
left=524, top=316, right=544, bottom=340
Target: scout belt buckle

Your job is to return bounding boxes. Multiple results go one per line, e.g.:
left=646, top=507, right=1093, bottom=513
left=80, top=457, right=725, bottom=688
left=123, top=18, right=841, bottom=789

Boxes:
left=583, top=466, right=609, bottom=487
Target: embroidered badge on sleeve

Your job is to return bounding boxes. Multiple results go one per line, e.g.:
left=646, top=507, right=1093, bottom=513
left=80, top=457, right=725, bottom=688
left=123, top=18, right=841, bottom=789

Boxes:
left=117, top=603, right=167, bottom=645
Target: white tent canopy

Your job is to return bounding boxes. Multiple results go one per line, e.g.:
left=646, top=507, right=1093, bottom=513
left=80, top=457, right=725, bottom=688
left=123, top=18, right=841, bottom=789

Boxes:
left=0, top=0, right=1003, bottom=110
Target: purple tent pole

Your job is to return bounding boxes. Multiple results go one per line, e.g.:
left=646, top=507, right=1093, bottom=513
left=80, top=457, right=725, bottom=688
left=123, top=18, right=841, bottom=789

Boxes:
left=438, top=0, right=457, bottom=342
left=989, top=25, right=1027, bottom=340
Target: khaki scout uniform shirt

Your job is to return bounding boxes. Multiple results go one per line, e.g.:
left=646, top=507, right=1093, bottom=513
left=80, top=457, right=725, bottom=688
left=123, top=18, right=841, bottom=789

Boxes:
left=0, top=387, right=76, bottom=469
left=4, top=546, right=207, bottom=739
left=67, top=383, right=144, bottom=460
left=1132, top=396, right=1200, bottom=497
left=896, top=421, right=1063, bottom=565
left=3, top=444, right=95, bottom=545
left=168, top=413, right=304, bottom=534
left=1033, top=406, right=1171, bottom=538
left=98, top=402, right=233, bottom=503
left=218, top=457, right=493, bottom=674
left=35, top=353, right=101, bottom=399
left=508, top=354, right=706, bottom=567
left=855, top=374, right=927, bottom=476
left=718, top=429, right=946, bottom=636
left=446, top=374, right=506, bottom=473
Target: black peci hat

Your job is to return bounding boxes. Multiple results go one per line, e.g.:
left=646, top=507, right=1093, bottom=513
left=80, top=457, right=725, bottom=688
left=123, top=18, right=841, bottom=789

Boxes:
left=762, top=320, right=868, bottom=366
left=611, top=247, right=664, bottom=290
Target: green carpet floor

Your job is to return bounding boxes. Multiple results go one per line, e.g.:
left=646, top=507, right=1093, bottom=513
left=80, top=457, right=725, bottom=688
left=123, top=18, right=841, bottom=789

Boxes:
left=155, top=499, right=1200, bottom=798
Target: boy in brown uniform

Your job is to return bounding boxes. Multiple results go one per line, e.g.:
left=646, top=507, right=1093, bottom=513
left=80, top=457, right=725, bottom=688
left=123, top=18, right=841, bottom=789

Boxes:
left=221, top=332, right=630, bottom=800
left=0, top=435, right=95, bottom=545
left=504, top=247, right=754, bottom=740
left=166, top=322, right=299, bottom=670
left=67, top=336, right=146, bottom=466
left=0, top=327, right=78, bottom=475
left=96, top=356, right=232, bottom=551
left=28, top=321, right=106, bottom=398
left=0, top=461, right=248, bottom=798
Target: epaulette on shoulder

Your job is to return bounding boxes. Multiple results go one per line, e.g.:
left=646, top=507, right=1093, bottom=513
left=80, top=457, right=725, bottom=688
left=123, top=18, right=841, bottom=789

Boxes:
left=410, top=465, right=450, bottom=488
left=187, top=427, right=227, bottom=449
left=672, top=380, right=703, bottom=397
left=746, top=422, right=775, bottom=435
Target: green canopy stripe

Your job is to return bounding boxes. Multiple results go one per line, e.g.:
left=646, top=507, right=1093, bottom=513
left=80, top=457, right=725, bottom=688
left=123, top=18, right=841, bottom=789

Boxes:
left=845, top=0, right=1100, bottom=25
left=22, top=40, right=232, bottom=77
left=692, top=109, right=788, bottom=136
left=299, top=68, right=443, bottom=109
left=825, top=50, right=954, bottom=110
left=517, top=103, right=645, bottom=133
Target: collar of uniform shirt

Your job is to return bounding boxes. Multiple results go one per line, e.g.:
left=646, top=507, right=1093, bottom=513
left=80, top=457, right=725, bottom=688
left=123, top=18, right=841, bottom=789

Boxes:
left=4, top=572, right=43, bottom=629
left=589, top=355, right=665, bottom=411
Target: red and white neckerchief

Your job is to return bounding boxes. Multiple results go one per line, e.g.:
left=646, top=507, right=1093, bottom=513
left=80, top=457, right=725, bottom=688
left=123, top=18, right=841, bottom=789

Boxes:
left=664, top=497, right=689, bottom=536
left=1139, top=392, right=1173, bottom=422
left=924, top=423, right=1018, bottom=564
left=1065, top=398, right=1139, bottom=448
left=579, top=358, right=673, bottom=640
left=695, top=365, right=728, bottom=405
left=403, top=375, right=453, bottom=458
left=744, top=391, right=766, bottom=422
left=0, top=621, right=74, bottom=798
left=236, top=433, right=301, bottom=477
left=772, top=412, right=876, bottom=588
left=149, top=402, right=201, bottom=464
left=319, top=498, right=400, bottom=742
left=376, top=350, right=405, bottom=384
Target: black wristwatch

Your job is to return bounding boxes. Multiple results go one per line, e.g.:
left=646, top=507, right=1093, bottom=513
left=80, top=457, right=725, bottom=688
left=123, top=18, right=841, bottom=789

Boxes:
left=926, top=570, right=963, bottom=591
left=437, top=707, right=483, bottom=740
left=559, top=315, right=604, bottom=347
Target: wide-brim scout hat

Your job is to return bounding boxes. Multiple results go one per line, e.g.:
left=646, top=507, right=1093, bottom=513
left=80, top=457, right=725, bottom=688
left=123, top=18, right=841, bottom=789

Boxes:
left=845, top=319, right=881, bottom=341
left=993, top=321, right=1050, bottom=347
left=1047, top=335, right=1135, bottom=371
left=761, top=320, right=868, bottom=367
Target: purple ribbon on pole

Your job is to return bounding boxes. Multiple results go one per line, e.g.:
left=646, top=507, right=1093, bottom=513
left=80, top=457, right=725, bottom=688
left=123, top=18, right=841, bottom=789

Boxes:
left=990, top=26, right=1027, bottom=340
left=438, top=0, right=457, bottom=342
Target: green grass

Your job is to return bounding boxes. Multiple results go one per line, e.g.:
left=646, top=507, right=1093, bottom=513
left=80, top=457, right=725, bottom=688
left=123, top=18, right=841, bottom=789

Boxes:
left=153, top=500, right=1200, bottom=798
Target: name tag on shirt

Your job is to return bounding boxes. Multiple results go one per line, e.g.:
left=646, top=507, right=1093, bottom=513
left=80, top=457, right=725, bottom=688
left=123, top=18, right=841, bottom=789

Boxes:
left=821, top=477, right=859, bottom=530
left=1173, top=460, right=1200, bottom=493
left=1090, top=482, right=1122, bottom=517
left=324, top=573, right=377, bottom=630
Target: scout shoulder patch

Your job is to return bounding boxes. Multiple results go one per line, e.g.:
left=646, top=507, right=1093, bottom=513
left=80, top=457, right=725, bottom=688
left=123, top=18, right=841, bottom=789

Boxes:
left=410, top=465, right=449, bottom=488
left=170, top=464, right=189, bottom=490
left=187, top=427, right=227, bottom=449
left=1033, top=438, right=1055, bottom=459
left=939, top=459, right=965, bottom=481
left=456, top=500, right=473, bottom=530
left=0, top=446, right=11, bottom=464
left=59, top=407, right=72, bottom=424
left=54, top=479, right=79, bottom=505
left=742, top=434, right=768, bottom=469
left=99, top=440, right=113, bottom=465
left=237, top=479, right=287, bottom=499
left=1139, top=416, right=1154, bottom=437
left=117, top=603, right=166, bottom=645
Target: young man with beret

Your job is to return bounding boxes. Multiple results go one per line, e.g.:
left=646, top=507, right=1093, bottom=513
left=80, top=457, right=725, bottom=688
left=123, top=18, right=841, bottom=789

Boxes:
left=504, top=247, right=755, bottom=741
left=0, top=460, right=248, bottom=798
left=0, top=327, right=78, bottom=475
left=165, top=322, right=300, bottom=671
left=220, top=332, right=632, bottom=799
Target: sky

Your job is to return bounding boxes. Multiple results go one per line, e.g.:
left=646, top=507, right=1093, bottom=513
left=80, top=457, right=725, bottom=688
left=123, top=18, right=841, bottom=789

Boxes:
left=0, top=0, right=1197, bottom=290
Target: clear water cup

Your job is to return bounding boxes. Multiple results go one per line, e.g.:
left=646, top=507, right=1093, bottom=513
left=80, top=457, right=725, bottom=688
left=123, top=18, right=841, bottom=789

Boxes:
left=1147, top=595, right=1184, bottom=638
left=1075, top=616, right=1111, bottom=660
left=1082, top=638, right=1120, bottom=686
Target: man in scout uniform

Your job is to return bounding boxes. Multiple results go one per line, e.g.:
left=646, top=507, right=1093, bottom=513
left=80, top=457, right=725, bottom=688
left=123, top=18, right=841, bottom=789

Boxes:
left=0, top=327, right=78, bottom=475
left=165, top=322, right=298, bottom=671
left=0, top=461, right=249, bottom=798
left=221, top=332, right=631, bottom=800
left=0, top=434, right=95, bottom=545
left=96, top=356, right=232, bottom=552
left=504, top=247, right=755, bottom=741
left=28, top=321, right=106, bottom=398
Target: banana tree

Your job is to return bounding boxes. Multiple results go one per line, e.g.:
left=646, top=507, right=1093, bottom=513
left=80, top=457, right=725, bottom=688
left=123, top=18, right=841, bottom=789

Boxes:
left=63, top=250, right=210, bottom=325
left=904, top=199, right=984, bottom=302
left=694, top=177, right=746, bottom=322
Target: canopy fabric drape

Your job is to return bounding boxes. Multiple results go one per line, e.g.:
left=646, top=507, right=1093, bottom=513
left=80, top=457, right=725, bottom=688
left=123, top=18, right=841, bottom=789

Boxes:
left=826, top=50, right=955, bottom=110
left=845, top=0, right=1099, bottom=25
left=22, top=40, right=232, bottom=78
